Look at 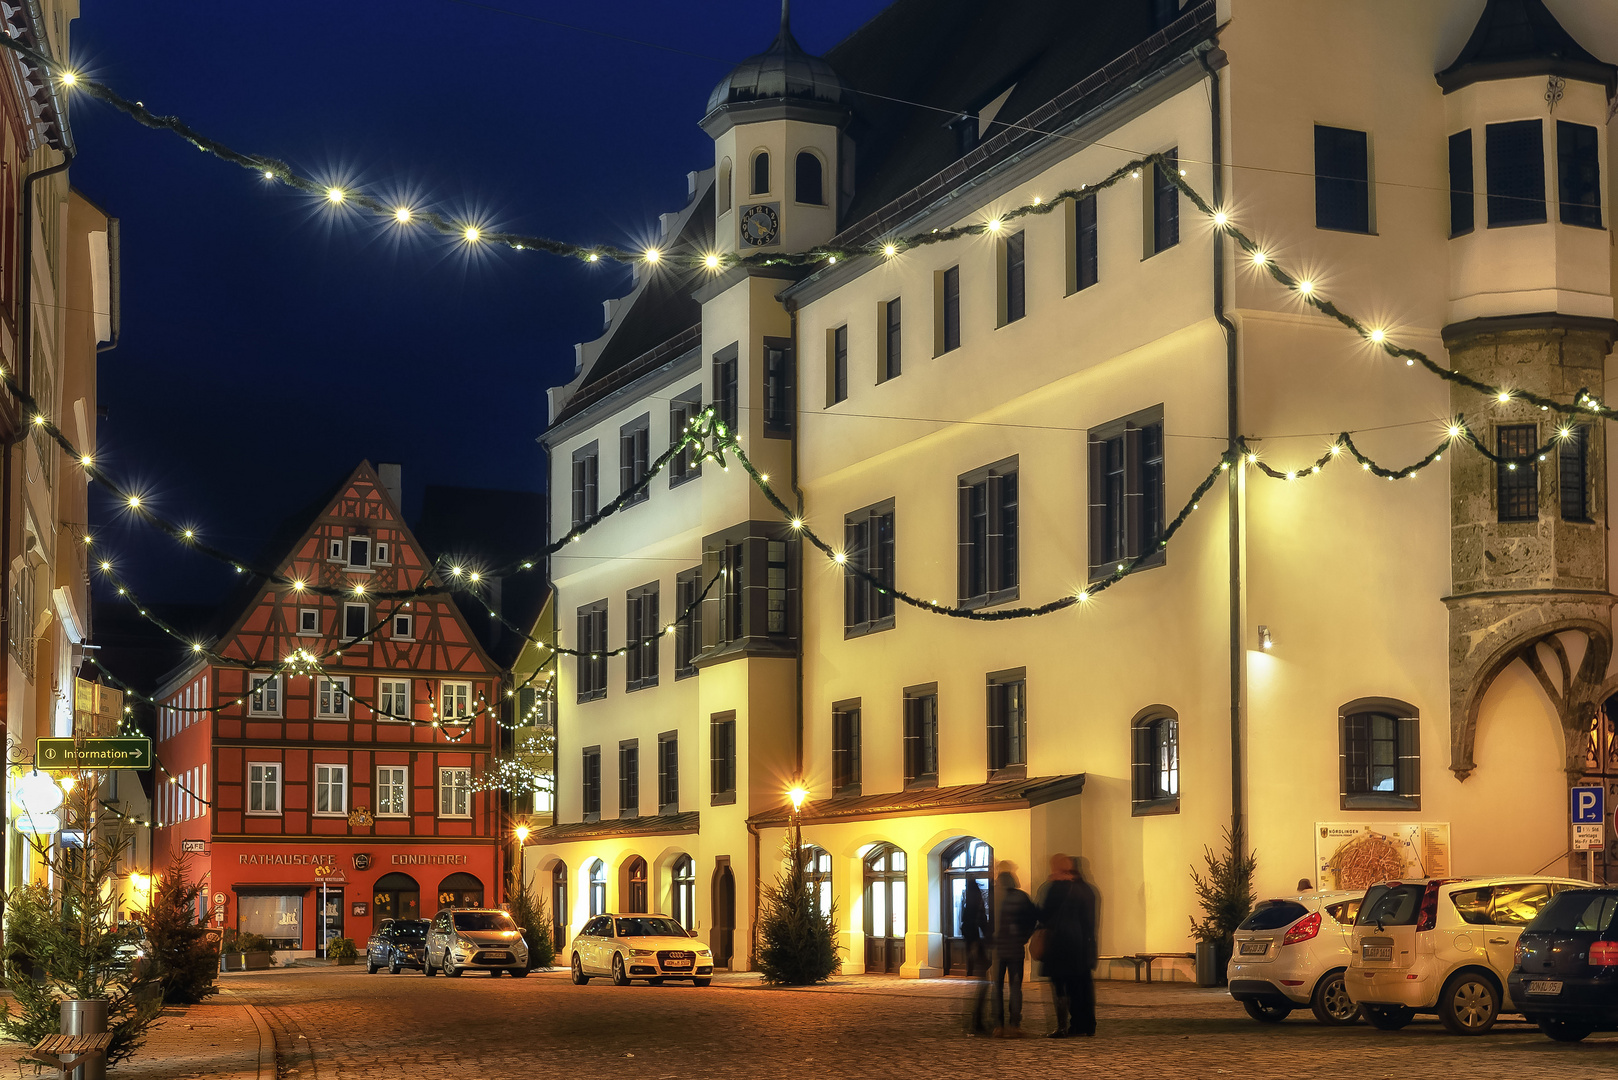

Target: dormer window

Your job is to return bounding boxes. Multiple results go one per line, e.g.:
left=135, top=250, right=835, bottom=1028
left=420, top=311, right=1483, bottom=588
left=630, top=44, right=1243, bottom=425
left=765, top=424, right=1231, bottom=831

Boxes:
left=751, top=151, right=770, bottom=195
left=347, top=536, right=371, bottom=569
left=328, top=539, right=343, bottom=561
left=374, top=542, right=390, bottom=565
left=795, top=152, right=824, bottom=206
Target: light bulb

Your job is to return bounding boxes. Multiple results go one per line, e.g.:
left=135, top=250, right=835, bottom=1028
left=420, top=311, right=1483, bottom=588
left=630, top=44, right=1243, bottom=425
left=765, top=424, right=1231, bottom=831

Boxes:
left=394, top=207, right=412, bottom=223
left=587, top=252, right=600, bottom=263
left=704, top=253, right=721, bottom=269
left=127, top=495, right=141, bottom=508
left=326, top=188, right=344, bottom=204
left=1297, top=280, right=1314, bottom=295
left=80, top=455, right=91, bottom=467
left=644, top=248, right=661, bottom=263
left=986, top=218, right=1002, bottom=232
left=1497, top=391, right=1511, bottom=403
left=882, top=243, right=898, bottom=258
left=464, top=226, right=481, bottom=242
left=1212, top=211, right=1228, bottom=227
left=1369, top=328, right=1385, bottom=343
left=60, top=71, right=77, bottom=86
left=262, top=169, right=275, bottom=180
left=1251, top=251, right=1267, bottom=266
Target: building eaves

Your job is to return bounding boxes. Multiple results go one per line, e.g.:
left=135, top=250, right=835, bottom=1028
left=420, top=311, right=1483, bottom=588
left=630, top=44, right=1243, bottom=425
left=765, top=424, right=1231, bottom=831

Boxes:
left=530, top=810, right=701, bottom=844
left=747, top=773, right=1085, bottom=828
left=1436, top=0, right=1616, bottom=95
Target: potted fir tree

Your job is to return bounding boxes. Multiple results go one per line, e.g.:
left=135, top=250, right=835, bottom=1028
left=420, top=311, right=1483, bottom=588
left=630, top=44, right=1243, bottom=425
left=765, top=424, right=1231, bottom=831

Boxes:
left=1187, top=828, right=1257, bottom=987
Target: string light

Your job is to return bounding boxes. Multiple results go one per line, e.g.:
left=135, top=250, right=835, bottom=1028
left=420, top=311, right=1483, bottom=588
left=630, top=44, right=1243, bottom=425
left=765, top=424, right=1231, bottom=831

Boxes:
left=394, top=207, right=412, bottom=223
left=703, top=253, right=721, bottom=269
left=643, top=248, right=660, bottom=264
left=463, top=226, right=481, bottom=242
left=325, top=187, right=344, bottom=204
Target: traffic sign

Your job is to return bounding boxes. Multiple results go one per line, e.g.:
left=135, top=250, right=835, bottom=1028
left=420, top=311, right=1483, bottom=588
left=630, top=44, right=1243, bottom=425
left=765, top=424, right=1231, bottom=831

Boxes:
left=1575, top=823, right=1605, bottom=851
left=36, top=737, right=152, bottom=771
left=1572, top=785, right=1604, bottom=824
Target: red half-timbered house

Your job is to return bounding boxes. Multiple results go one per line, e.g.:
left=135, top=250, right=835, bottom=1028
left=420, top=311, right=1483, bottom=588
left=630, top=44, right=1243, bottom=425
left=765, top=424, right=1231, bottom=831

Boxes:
left=152, top=462, right=502, bottom=955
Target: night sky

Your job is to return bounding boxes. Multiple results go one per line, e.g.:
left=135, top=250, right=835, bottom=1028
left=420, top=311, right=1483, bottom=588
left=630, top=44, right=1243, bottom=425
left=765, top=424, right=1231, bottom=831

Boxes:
left=70, top=0, right=887, bottom=607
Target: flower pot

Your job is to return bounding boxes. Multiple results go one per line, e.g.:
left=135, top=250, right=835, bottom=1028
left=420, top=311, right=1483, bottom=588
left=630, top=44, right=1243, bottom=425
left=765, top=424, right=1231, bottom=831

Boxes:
left=245, top=951, right=273, bottom=970
left=330, top=956, right=355, bottom=966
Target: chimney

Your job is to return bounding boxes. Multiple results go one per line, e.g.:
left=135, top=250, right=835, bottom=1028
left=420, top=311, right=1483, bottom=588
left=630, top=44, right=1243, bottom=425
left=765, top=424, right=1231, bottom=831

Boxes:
left=378, top=463, right=403, bottom=512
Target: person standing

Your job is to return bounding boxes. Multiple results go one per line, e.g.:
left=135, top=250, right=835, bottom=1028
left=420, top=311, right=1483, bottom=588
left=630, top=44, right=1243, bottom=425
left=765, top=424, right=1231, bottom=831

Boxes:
left=976, top=866, right=1037, bottom=1037
left=961, top=877, right=990, bottom=1034
left=1067, top=856, right=1099, bottom=1037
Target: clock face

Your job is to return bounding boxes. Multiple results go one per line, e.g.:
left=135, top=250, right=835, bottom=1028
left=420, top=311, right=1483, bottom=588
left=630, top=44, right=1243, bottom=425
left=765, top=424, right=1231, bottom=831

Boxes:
left=739, top=203, right=780, bottom=247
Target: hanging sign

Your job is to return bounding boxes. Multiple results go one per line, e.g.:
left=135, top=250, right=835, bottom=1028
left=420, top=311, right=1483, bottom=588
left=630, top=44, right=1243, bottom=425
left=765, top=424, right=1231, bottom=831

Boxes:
left=37, top=737, right=152, bottom=770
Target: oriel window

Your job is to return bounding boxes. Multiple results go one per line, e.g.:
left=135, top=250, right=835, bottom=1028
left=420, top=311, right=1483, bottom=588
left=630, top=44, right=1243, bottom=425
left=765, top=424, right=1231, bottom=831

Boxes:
left=674, top=567, right=703, bottom=678
left=1448, top=131, right=1474, bottom=236
left=1486, top=120, right=1546, bottom=227
left=1557, top=121, right=1602, bottom=229
left=1496, top=424, right=1538, bottom=523
left=713, top=346, right=739, bottom=435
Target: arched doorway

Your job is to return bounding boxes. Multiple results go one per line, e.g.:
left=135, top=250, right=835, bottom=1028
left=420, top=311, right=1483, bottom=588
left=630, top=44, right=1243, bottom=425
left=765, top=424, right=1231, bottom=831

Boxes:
left=438, top=872, right=483, bottom=909
left=940, top=838, right=992, bottom=975
left=671, top=855, right=695, bottom=929
left=623, top=856, right=648, bottom=913
left=551, top=862, right=568, bottom=951
left=863, top=844, right=906, bottom=974
left=588, top=860, right=607, bottom=916
left=372, top=872, right=421, bottom=924
left=804, top=846, right=832, bottom=916
left=712, top=859, right=735, bottom=968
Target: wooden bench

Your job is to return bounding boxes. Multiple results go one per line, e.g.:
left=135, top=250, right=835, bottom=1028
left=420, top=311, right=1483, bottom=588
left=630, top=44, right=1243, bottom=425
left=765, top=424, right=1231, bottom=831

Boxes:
left=1097, top=954, right=1152, bottom=981
left=30, top=1033, right=112, bottom=1080
left=1134, top=951, right=1196, bottom=983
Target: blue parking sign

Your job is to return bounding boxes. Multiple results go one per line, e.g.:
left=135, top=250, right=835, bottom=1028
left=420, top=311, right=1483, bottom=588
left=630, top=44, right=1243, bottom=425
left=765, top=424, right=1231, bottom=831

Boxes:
left=1572, top=785, right=1604, bottom=824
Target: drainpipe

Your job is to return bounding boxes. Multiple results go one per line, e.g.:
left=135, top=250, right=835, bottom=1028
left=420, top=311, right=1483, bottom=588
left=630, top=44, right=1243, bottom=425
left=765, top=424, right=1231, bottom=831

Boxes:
left=19, top=146, right=72, bottom=398
left=1198, top=44, right=1243, bottom=844
left=785, top=299, right=805, bottom=777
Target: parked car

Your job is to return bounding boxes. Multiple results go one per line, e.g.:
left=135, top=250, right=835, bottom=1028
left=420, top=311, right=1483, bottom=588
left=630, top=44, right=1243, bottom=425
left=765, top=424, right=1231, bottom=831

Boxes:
left=1508, top=886, right=1618, bottom=1042
left=423, top=909, right=530, bottom=978
left=1348, top=875, right=1584, bottom=1034
left=366, top=918, right=430, bottom=974
left=569, top=914, right=714, bottom=986
left=1227, top=890, right=1365, bottom=1025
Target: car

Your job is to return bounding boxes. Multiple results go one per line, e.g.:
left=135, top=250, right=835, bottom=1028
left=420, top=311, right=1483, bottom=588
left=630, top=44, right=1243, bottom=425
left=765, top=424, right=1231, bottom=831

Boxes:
left=423, top=908, right=530, bottom=978
left=569, top=913, right=714, bottom=986
left=1227, top=890, right=1365, bottom=1025
left=1508, top=886, right=1618, bottom=1042
left=366, top=918, right=430, bottom=974
left=1348, top=875, right=1585, bottom=1035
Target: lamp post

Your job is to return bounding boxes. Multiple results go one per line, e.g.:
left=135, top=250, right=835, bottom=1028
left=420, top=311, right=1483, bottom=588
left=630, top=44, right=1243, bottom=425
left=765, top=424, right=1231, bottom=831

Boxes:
left=786, top=786, right=809, bottom=876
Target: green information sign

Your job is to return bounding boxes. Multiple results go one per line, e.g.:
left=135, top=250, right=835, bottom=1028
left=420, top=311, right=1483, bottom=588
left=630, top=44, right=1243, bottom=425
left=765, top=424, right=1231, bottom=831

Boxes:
left=36, top=737, right=152, bottom=771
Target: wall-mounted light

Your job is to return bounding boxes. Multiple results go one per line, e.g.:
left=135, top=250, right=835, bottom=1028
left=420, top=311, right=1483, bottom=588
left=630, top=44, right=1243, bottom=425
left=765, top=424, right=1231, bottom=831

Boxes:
left=1258, top=625, right=1274, bottom=651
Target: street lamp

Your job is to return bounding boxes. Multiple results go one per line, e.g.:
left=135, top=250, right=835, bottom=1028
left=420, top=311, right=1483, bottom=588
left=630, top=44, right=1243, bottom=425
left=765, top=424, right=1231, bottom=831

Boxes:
left=514, top=824, right=530, bottom=844
left=787, top=785, right=809, bottom=878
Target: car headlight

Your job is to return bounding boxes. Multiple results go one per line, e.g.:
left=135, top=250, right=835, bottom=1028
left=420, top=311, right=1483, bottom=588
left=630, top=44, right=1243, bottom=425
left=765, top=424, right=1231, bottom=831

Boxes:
left=630, top=948, right=656, bottom=957
left=456, top=938, right=476, bottom=952
left=697, top=949, right=711, bottom=957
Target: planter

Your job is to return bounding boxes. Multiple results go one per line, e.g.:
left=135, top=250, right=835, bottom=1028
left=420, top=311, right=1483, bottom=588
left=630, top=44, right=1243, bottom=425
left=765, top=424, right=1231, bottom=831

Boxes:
left=329, top=956, right=356, bottom=966
left=221, top=951, right=274, bottom=972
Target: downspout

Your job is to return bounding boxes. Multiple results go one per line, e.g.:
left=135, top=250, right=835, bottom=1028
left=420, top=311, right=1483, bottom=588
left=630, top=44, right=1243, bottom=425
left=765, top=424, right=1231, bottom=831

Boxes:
left=1199, top=43, right=1242, bottom=844
left=19, top=146, right=72, bottom=398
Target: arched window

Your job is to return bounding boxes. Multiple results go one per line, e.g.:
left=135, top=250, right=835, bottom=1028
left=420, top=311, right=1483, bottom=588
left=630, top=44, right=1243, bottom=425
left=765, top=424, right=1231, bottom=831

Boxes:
left=804, top=845, right=832, bottom=915
left=373, top=872, right=421, bottom=923
left=1130, top=707, right=1179, bottom=815
left=941, top=838, right=992, bottom=975
left=863, top=844, right=906, bottom=974
left=1339, top=698, right=1419, bottom=811
left=623, top=856, right=648, bottom=913
left=437, top=872, right=483, bottom=909
left=551, top=862, right=568, bottom=950
left=751, top=151, right=770, bottom=196
left=588, top=859, right=607, bottom=916
left=718, top=158, right=733, bottom=215
left=671, top=855, right=696, bottom=929
left=795, top=151, right=824, bottom=206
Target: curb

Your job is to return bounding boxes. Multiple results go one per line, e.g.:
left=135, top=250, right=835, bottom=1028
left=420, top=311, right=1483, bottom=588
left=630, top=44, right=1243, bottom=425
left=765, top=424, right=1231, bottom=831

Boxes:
left=242, top=1002, right=273, bottom=1080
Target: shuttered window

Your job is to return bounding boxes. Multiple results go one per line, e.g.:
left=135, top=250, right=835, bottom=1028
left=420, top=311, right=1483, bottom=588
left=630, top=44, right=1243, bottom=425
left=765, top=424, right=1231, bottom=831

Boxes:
left=1486, top=120, right=1546, bottom=227
left=618, top=742, right=639, bottom=817
left=625, top=582, right=660, bottom=691
left=575, top=601, right=608, bottom=702
left=844, top=500, right=896, bottom=637
left=903, top=687, right=938, bottom=789
left=828, top=325, right=848, bottom=406
left=832, top=704, right=862, bottom=796
left=710, top=713, right=737, bottom=804
left=939, top=266, right=961, bottom=354
left=668, top=386, right=704, bottom=486
left=1088, top=407, right=1166, bottom=579
left=1496, top=424, right=1538, bottom=523
left=674, top=567, right=703, bottom=678
left=986, top=671, right=1026, bottom=777
left=1340, top=705, right=1420, bottom=810
left=957, top=458, right=1018, bottom=607
left=1002, top=231, right=1026, bottom=324
left=657, top=732, right=679, bottom=814
left=882, top=298, right=902, bottom=381
left=713, top=345, right=739, bottom=434
left=581, top=748, right=601, bottom=820
left=618, top=415, right=650, bottom=507
left=1150, top=149, right=1179, bottom=254
left=570, top=442, right=599, bottom=529
left=1131, top=712, right=1180, bottom=815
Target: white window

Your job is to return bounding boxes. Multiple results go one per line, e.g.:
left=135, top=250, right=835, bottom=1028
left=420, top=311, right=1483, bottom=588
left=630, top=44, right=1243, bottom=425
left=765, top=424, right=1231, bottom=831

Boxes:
left=314, top=764, right=348, bottom=815
left=438, top=767, right=471, bottom=818
left=316, top=677, right=349, bottom=718
left=348, top=536, right=372, bottom=570
left=248, top=675, right=281, bottom=717
left=440, top=681, right=472, bottom=721
left=392, top=613, right=414, bottom=640
left=248, top=762, right=281, bottom=814
left=378, top=679, right=410, bottom=720
left=374, top=542, right=390, bottom=565
left=298, top=608, right=319, bottom=635
left=343, top=603, right=370, bottom=640
left=328, top=539, right=344, bottom=561
left=376, top=766, right=409, bottom=816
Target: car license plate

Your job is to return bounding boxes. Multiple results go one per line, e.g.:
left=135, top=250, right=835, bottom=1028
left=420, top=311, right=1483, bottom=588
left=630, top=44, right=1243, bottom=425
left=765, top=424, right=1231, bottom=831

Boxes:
left=484, top=952, right=510, bottom=962
left=664, top=958, right=691, bottom=968
left=1239, top=941, right=1268, bottom=956
left=1526, top=980, right=1563, bottom=995
left=1361, top=944, right=1393, bottom=962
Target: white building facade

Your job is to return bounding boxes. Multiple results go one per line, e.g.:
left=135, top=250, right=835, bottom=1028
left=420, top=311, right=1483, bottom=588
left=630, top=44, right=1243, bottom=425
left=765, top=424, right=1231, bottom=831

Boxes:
left=530, top=0, right=1618, bottom=980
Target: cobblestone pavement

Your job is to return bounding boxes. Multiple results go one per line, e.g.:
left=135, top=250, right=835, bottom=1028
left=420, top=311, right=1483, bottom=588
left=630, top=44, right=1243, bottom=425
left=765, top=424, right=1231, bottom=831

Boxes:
left=215, top=966, right=1616, bottom=1080
left=0, top=996, right=265, bottom=1080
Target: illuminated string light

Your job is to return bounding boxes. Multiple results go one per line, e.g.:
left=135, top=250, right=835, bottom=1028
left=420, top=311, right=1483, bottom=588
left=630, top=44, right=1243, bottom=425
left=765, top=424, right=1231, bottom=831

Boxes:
left=325, top=187, right=344, bottom=204
left=394, top=207, right=412, bottom=223
left=463, top=226, right=481, bottom=242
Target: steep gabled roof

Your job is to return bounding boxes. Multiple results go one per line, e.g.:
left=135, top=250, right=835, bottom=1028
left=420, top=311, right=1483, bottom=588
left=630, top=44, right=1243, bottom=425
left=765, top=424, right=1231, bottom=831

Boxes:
left=1437, top=0, right=1616, bottom=94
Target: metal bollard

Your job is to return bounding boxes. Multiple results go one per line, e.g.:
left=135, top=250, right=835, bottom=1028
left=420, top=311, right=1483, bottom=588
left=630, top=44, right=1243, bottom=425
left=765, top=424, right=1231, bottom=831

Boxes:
left=59, top=999, right=108, bottom=1080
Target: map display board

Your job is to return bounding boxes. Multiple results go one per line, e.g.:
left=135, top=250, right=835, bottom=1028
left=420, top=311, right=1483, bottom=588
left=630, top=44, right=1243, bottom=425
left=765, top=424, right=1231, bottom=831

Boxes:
left=1315, top=823, right=1451, bottom=890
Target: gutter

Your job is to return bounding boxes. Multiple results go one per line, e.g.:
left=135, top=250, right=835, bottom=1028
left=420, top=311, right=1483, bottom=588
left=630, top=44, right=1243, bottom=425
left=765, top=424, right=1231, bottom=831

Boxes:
left=1197, top=43, right=1243, bottom=844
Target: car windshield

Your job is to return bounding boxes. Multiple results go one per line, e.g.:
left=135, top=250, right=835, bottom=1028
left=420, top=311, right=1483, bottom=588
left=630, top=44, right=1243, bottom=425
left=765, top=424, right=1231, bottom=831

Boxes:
left=391, top=920, right=429, bottom=941
left=615, top=917, right=686, bottom=938
left=1527, top=891, right=1618, bottom=934
left=1238, top=901, right=1310, bottom=932
left=453, top=912, right=516, bottom=933
left=1357, top=884, right=1423, bottom=927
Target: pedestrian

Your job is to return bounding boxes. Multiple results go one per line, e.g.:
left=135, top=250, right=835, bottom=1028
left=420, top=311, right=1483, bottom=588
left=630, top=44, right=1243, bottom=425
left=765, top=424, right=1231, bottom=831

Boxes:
left=1297, top=878, right=1314, bottom=892
left=961, top=877, right=990, bottom=1035
left=1036, top=853, right=1097, bottom=1038
left=975, top=867, right=1037, bottom=1038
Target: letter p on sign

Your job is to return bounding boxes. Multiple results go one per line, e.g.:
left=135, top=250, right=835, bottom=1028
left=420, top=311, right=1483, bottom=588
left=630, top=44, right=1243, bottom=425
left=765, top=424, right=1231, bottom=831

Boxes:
left=1573, top=785, right=1604, bottom=824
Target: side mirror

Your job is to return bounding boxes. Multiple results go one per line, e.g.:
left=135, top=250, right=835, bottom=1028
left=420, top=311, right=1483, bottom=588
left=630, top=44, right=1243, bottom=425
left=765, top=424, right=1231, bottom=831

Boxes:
left=689, top=929, right=700, bottom=938
left=518, top=927, right=528, bottom=935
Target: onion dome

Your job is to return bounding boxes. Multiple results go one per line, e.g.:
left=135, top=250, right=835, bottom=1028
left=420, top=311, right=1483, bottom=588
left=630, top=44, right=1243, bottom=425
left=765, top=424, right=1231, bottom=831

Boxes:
left=705, top=0, right=845, bottom=116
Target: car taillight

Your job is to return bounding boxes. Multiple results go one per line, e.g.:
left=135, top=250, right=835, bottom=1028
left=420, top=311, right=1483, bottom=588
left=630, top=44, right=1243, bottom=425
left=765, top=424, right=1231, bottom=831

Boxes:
left=1589, top=942, right=1618, bottom=966
left=1416, top=882, right=1442, bottom=932
left=1282, top=911, right=1321, bottom=946
left=1514, top=942, right=1529, bottom=968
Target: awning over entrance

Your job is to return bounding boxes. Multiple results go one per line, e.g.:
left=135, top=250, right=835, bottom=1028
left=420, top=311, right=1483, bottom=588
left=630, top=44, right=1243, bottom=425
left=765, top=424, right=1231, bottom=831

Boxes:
left=747, top=774, right=1086, bottom=828
left=529, top=810, right=700, bottom=845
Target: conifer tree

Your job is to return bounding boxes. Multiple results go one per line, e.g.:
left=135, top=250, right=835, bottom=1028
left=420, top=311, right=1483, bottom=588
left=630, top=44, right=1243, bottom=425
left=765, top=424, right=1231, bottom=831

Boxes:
left=145, top=857, right=219, bottom=1005
left=756, top=836, right=839, bottom=986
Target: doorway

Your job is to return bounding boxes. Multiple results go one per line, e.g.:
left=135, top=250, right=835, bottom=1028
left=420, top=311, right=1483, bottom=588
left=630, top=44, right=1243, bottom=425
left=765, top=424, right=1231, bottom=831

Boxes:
left=863, top=844, right=906, bottom=974
left=623, top=856, right=648, bottom=913
left=318, top=887, right=344, bottom=958
left=712, top=860, right=735, bottom=968
left=941, top=838, right=992, bottom=975
left=551, top=862, right=568, bottom=951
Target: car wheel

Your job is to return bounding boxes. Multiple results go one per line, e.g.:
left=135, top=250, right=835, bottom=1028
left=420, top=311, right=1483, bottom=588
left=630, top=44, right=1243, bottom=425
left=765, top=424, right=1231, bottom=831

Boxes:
left=424, top=954, right=437, bottom=976
left=1438, top=972, right=1499, bottom=1036
left=1537, top=1018, right=1594, bottom=1043
left=1309, top=971, right=1360, bottom=1026
left=510, top=967, right=529, bottom=979
left=570, top=953, right=590, bottom=985
left=1242, top=1000, right=1291, bottom=1023
left=1363, top=1005, right=1414, bottom=1031
left=389, top=956, right=402, bottom=975
left=693, top=978, right=711, bottom=987
left=612, top=954, right=631, bottom=986
left=366, top=956, right=379, bottom=974
left=445, top=955, right=461, bottom=979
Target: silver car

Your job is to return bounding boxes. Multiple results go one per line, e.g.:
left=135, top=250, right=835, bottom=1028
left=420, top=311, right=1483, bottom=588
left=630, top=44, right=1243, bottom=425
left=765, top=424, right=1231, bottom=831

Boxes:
left=569, top=913, right=714, bottom=986
left=423, top=908, right=530, bottom=978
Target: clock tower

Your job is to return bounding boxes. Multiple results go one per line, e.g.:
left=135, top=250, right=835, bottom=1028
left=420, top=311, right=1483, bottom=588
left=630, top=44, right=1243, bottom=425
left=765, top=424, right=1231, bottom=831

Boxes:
left=701, top=0, right=849, bottom=256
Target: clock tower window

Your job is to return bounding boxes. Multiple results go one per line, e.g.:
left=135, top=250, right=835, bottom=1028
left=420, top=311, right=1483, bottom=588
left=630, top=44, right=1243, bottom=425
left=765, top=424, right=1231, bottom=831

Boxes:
left=795, top=152, right=824, bottom=206
left=752, top=151, right=771, bottom=195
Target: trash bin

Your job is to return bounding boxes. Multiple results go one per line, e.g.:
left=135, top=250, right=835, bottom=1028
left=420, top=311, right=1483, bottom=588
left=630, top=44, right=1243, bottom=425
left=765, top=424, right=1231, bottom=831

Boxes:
left=1194, top=940, right=1224, bottom=987
left=60, top=999, right=108, bottom=1080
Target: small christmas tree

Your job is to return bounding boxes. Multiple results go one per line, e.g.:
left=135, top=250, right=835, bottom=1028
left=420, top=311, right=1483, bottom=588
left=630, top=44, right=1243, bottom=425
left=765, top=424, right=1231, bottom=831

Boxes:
left=1188, top=826, right=1258, bottom=945
left=504, top=871, right=554, bottom=971
left=145, top=857, right=220, bottom=1005
left=756, top=836, right=839, bottom=986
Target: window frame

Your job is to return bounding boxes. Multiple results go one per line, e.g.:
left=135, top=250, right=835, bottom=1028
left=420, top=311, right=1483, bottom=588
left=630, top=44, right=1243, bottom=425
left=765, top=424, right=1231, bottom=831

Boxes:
left=844, top=499, right=897, bottom=637
left=826, top=324, right=849, bottom=407
left=712, top=344, right=740, bottom=436
left=903, top=684, right=939, bottom=790
left=936, top=265, right=961, bottom=355
left=313, top=763, right=348, bottom=817
left=832, top=700, right=862, bottom=797
left=392, top=612, right=414, bottom=641
left=1088, top=405, right=1167, bottom=580
left=1559, top=424, right=1590, bottom=523
left=1068, top=193, right=1099, bottom=293
left=674, top=566, right=703, bottom=678
left=999, top=230, right=1026, bottom=325
left=618, top=740, right=640, bottom=818
left=378, top=678, right=411, bottom=721
left=957, top=456, right=1019, bottom=609
left=376, top=765, right=409, bottom=817
left=315, top=676, right=350, bottom=720
left=1449, top=130, right=1475, bottom=237
left=298, top=608, right=319, bottom=636
left=1314, top=125, right=1373, bottom=234
left=576, top=601, right=608, bottom=702
left=625, top=581, right=661, bottom=692
left=1146, top=149, right=1180, bottom=255
left=570, top=441, right=601, bottom=529
left=343, top=602, right=371, bottom=642
left=986, top=669, right=1027, bottom=779
left=1485, top=119, right=1547, bottom=228
left=763, top=337, right=794, bottom=437
left=347, top=535, right=373, bottom=571
left=581, top=746, right=602, bottom=821
left=1557, top=120, right=1602, bottom=229
left=1130, top=706, right=1180, bottom=816
left=710, top=712, right=737, bottom=806
left=1496, top=423, right=1539, bottom=524
left=247, top=761, right=282, bottom=816
left=751, top=150, right=770, bottom=196
left=247, top=674, right=282, bottom=718
left=1339, top=698, right=1420, bottom=811
left=618, top=414, right=652, bottom=508
left=794, top=150, right=824, bottom=206
left=656, top=731, right=680, bottom=815
left=439, top=680, right=473, bottom=722
left=668, top=385, right=704, bottom=487
left=879, top=297, right=902, bottom=382
left=437, top=766, right=473, bottom=819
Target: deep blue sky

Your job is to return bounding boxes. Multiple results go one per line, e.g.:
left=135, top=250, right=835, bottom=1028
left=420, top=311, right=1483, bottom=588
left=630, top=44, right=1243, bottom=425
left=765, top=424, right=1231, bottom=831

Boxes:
left=72, top=0, right=887, bottom=605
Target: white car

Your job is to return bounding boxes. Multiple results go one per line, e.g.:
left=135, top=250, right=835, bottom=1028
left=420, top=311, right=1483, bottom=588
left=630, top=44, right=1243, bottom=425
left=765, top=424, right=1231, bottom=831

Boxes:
left=569, top=913, right=714, bottom=986
left=1348, top=875, right=1585, bottom=1034
left=1227, top=890, right=1365, bottom=1025
left=422, top=908, right=530, bottom=977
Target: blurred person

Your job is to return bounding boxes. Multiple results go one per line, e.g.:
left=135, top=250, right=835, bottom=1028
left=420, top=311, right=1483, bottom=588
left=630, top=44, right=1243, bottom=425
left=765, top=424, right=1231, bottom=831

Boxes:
left=1039, top=855, right=1099, bottom=1038
left=961, top=877, right=990, bottom=1034
left=975, top=867, right=1037, bottom=1037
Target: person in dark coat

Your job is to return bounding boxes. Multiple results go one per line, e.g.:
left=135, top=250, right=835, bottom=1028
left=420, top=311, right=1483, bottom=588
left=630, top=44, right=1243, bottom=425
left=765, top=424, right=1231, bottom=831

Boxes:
left=960, top=877, right=990, bottom=1034
left=975, top=866, right=1037, bottom=1037
left=1038, top=853, right=1099, bottom=1038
